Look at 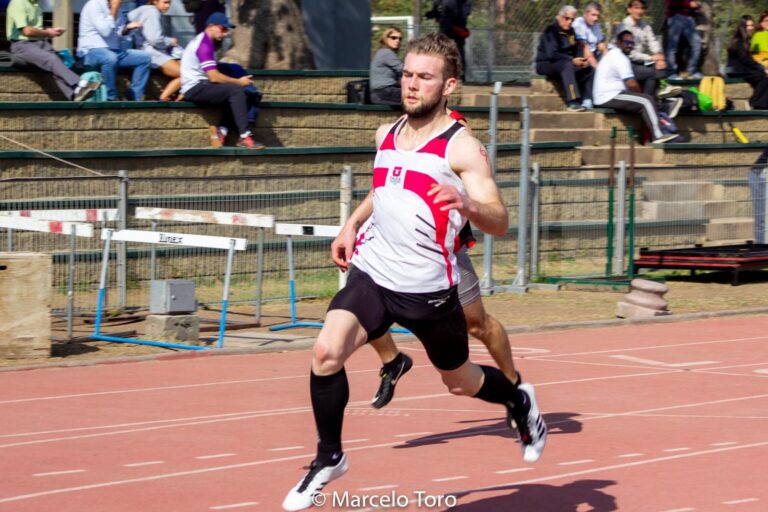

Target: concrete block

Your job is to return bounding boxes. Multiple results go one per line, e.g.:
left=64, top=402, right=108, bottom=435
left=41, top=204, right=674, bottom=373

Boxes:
left=617, top=278, right=670, bottom=319
left=616, top=301, right=672, bottom=319
left=0, top=252, right=51, bottom=359
left=642, top=182, right=724, bottom=202
left=705, top=217, right=754, bottom=241
left=145, top=314, right=200, bottom=343
left=640, top=200, right=741, bottom=220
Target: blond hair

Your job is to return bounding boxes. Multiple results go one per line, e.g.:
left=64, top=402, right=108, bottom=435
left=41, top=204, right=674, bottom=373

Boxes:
left=405, top=32, right=461, bottom=80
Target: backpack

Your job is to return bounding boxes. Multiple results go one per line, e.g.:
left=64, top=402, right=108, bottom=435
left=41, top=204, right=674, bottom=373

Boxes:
left=80, top=71, right=108, bottom=102
left=689, top=86, right=713, bottom=112
left=698, top=76, right=726, bottom=111
left=658, top=112, right=678, bottom=135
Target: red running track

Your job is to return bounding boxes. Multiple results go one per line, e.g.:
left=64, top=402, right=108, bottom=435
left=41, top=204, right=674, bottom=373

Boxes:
left=1, top=315, right=767, bottom=511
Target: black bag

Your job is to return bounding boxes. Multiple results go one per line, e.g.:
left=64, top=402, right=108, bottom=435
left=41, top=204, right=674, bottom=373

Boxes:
left=346, top=79, right=370, bottom=104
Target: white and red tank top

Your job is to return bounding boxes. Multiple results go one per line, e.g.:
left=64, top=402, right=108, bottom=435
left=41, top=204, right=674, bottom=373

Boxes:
left=351, top=117, right=467, bottom=293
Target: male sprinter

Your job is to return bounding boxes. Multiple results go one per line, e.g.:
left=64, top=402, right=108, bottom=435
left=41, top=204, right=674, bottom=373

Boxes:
left=282, top=33, right=546, bottom=511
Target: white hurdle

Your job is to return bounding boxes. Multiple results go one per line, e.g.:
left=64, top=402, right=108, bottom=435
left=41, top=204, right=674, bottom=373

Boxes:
left=0, top=215, right=94, bottom=339
left=269, top=223, right=340, bottom=331
left=134, top=207, right=275, bottom=324
left=93, top=229, right=247, bottom=350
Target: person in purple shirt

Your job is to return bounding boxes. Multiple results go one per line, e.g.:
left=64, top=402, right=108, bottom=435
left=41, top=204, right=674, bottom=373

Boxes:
left=180, top=12, right=264, bottom=149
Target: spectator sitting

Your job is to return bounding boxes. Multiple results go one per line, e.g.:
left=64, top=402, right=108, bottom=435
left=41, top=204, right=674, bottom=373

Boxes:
left=180, top=12, right=264, bottom=149
left=128, top=0, right=181, bottom=101
left=573, top=2, right=607, bottom=70
left=616, top=0, right=682, bottom=100
left=750, top=11, right=768, bottom=67
left=535, top=5, right=594, bottom=111
left=5, top=0, right=102, bottom=101
left=727, top=16, right=768, bottom=110
left=77, top=0, right=152, bottom=101
left=664, top=0, right=702, bottom=80
left=369, top=26, right=403, bottom=106
left=593, top=31, right=678, bottom=144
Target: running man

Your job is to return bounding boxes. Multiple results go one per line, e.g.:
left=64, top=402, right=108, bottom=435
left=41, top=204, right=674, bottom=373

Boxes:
left=282, top=33, right=546, bottom=511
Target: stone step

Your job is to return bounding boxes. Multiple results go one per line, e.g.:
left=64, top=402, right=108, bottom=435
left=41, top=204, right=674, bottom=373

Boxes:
left=578, top=145, right=664, bottom=166
left=705, top=217, right=754, bottom=241
left=642, top=181, right=725, bottom=201
left=640, top=200, right=742, bottom=221
left=0, top=102, right=520, bottom=151
left=531, top=77, right=755, bottom=99
left=460, top=93, right=565, bottom=111
left=529, top=111, right=603, bottom=129
left=531, top=128, right=613, bottom=146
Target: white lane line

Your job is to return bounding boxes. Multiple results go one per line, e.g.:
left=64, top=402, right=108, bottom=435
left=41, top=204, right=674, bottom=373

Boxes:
left=345, top=439, right=370, bottom=444
left=618, top=453, right=644, bottom=458
left=196, top=453, right=236, bottom=460
left=124, top=461, right=164, bottom=468
left=663, top=448, right=691, bottom=453
left=661, top=508, right=696, bottom=512
left=711, top=442, right=738, bottom=447
left=723, top=498, right=759, bottom=505
left=558, top=459, right=594, bottom=466
left=267, top=446, right=304, bottom=452
left=210, top=502, right=259, bottom=510
left=33, top=469, right=85, bottom=477
left=394, top=432, right=433, bottom=438
left=3, top=439, right=768, bottom=505
left=755, top=369, right=768, bottom=375
left=610, top=355, right=718, bottom=368
left=3, top=334, right=763, bottom=406
left=358, top=485, right=398, bottom=491
left=432, top=476, right=468, bottom=482
left=494, top=468, right=533, bottom=475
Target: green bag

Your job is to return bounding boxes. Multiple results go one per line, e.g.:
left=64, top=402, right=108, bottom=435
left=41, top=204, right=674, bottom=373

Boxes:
left=689, top=86, right=713, bottom=112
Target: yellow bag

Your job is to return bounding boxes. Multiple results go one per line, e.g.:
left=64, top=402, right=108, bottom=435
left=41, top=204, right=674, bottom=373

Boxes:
left=698, top=76, right=726, bottom=111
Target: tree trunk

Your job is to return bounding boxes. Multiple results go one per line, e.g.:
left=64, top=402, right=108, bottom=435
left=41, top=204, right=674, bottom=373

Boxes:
left=222, top=0, right=315, bottom=69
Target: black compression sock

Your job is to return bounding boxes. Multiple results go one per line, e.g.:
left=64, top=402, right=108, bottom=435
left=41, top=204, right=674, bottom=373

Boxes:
left=310, top=368, right=349, bottom=465
left=474, top=365, right=527, bottom=410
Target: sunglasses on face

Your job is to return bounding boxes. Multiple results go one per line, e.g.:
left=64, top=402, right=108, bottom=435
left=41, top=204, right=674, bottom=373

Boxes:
left=389, top=35, right=402, bottom=40
left=562, top=16, right=574, bottom=21
left=622, top=40, right=635, bottom=46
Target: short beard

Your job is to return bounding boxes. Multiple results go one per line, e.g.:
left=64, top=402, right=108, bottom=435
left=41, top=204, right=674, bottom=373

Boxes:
left=403, top=94, right=443, bottom=119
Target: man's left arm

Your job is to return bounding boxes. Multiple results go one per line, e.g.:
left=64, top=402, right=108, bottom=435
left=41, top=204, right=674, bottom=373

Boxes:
left=430, top=133, right=508, bottom=236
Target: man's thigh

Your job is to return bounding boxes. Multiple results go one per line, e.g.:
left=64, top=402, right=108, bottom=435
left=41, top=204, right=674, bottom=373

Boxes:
left=117, top=49, right=150, bottom=68
left=83, top=48, right=116, bottom=67
left=456, top=249, right=481, bottom=308
left=387, top=287, right=469, bottom=371
left=327, top=268, right=393, bottom=341
left=185, top=82, right=242, bottom=104
left=10, top=41, right=53, bottom=66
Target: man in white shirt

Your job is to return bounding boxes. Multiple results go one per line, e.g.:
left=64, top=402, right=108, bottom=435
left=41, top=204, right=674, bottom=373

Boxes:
left=573, top=2, right=607, bottom=69
left=593, top=31, right=678, bottom=144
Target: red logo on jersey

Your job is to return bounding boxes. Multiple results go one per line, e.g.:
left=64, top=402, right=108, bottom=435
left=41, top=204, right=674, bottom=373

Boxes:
left=389, top=166, right=403, bottom=185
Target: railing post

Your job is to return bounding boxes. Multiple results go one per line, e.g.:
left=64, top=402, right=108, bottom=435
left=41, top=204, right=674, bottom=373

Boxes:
left=511, top=95, right=530, bottom=291
left=480, top=82, right=501, bottom=294
left=615, top=161, right=627, bottom=275
left=117, top=171, right=128, bottom=309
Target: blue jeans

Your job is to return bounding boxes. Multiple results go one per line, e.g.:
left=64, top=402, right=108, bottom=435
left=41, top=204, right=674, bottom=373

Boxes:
left=748, top=168, right=768, bottom=243
left=83, top=48, right=151, bottom=101
left=665, top=14, right=701, bottom=76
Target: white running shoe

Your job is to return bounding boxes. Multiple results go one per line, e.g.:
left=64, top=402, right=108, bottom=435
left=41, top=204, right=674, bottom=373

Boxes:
left=515, top=383, right=547, bottom=463
left=282, top=454, right=348, bottom=511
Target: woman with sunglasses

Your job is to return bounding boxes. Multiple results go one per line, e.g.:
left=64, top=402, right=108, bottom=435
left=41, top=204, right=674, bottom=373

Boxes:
left=369, top=26, right=404, bottom=106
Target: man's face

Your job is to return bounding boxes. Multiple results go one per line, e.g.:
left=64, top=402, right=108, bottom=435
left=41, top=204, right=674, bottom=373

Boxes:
left=618, top=36, right=635, bottom=55
left=401, top=53, right=454, bottom=118
left=209, top=24, right=230, bottom=42
left=155, top=0, right=172, bottom=13
left=627, top=2, right=645, bottom=22
left=583, top=9, right=600, bottom=26
left=557, top=12, right=576, bottom=31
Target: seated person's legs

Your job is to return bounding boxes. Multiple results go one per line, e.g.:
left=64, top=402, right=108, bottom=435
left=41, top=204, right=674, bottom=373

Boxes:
left=10, top=40, right=80, bottom=100
left=83, top=48, right=119, bottom=100
left=537, top=60, right=583, bottom=107
left=370, top=85, right=402, bottom=106
left=117, top=49, right=151, bottom=101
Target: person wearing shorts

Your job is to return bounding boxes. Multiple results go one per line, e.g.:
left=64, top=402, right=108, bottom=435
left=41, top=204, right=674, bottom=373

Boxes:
left=282, top=33, right=547, bottom=512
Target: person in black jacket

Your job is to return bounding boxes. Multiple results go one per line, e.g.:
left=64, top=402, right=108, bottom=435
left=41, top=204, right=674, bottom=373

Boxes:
left=427, top=0, right=473, bottom=80
left=535, top=5, right=594, bottom=111
left=726, top=15, right=768, bottom=110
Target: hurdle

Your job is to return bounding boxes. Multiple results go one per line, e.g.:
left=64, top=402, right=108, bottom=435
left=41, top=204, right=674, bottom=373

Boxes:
left=269, top=223, right=340, bottom=331
left=0, top=215, right=94, bottom=339
left=93, top=229, right=247, bottom=350
left=134, top=207, right=274, bottom=324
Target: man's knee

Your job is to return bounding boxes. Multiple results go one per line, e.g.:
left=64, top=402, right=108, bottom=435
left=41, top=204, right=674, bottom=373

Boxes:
left=439, top=362, right=480, bottom=396
left=312, top=338, right=344, bottom=374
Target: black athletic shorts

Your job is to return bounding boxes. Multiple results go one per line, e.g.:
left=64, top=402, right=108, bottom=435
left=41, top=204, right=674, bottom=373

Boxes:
left=328, top=268, right=469, bottom=371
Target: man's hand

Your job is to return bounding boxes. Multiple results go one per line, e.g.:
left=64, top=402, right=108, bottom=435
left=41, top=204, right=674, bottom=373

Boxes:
left=572, top=57, right=588, bottom=68
left=331, top=224, right=358, bottom=271
left=653, top=53, right=667, bottom=70
left=126, top=21, right=142, bottom=30
left=427, top=183, right=475, bottom=216
left=237, top=75, right=253, bottom=87
left=48, top=27, right=66, bottom=37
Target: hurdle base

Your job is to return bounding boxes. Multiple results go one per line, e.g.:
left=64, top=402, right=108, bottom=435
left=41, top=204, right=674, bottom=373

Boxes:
left=269, top=322, right=324, bottom=331
left=90, top=334, right=210, bottom=351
